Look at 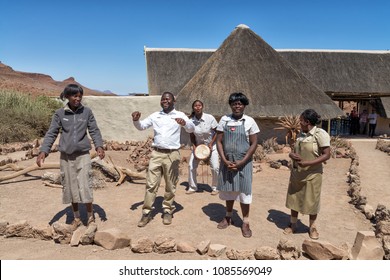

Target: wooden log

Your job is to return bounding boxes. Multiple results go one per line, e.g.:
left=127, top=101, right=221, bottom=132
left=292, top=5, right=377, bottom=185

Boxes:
left=91, top=158, right=120, bottom=180
left=0, top=163, right=24, bottom=171
left=91, top=157, right=146, bottom=183
left=42, top=181, right=62, bottom=189
left=0, top=157, right=145, bottom=185
left=0, top=163, right=60, bottom=182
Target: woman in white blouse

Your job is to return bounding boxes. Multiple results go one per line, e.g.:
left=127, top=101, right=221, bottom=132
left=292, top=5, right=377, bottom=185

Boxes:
left=187, top=100, right=220, bottom=195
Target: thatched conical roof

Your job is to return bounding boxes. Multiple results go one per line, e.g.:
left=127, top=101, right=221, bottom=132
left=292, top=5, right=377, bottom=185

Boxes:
left=175, top=25, right=343, bottom=119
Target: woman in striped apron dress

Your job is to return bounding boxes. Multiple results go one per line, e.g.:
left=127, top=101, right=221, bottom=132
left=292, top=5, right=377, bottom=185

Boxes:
left=215, top=93, right=260, bottom=238
left=284, top=109, right=331, bottom=239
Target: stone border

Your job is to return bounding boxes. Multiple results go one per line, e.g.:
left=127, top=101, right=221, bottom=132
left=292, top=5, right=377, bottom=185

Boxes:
left=346, top=143, right=390, bottom=259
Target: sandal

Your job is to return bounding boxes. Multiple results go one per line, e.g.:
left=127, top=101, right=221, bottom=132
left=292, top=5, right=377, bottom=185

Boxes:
left=217, top=216, right=233, bottom=229
left=283, top=223, right=297, bottom=235
left=309, top=226, right=319, bottom=240
left=241, top=223, right=252, bottom=238
left=71, top=218, right=81, bottom=230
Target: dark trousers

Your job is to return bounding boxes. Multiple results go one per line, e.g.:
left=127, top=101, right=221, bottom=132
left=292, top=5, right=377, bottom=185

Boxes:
left=360, top=122, right=367, bottom=134
left=350, top=118, right=359, bottom=135
left=369, top=123, right=376, bottom=138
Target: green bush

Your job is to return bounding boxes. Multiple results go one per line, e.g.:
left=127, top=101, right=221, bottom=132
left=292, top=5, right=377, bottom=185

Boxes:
left=0, top=90, right=63, bottom=144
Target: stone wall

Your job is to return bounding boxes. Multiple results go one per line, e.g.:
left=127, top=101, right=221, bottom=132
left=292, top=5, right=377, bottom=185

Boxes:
left=83, top=96, right=292, bottom=144
left=83, top=96, right=161, bottom=142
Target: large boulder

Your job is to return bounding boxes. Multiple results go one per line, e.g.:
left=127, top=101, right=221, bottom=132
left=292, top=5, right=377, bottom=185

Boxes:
left=94, top=228, right=131, bottom=250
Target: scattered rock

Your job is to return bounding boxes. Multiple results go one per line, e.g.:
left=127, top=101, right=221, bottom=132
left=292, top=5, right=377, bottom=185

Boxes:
left=302, top=239, right=348, bottom=260
left=226, top=248, right=254, bottom=260
left=176, top=241, right=196, bottom=253
left=52, top=221, right=73, bottom=244
left=196, top=239, right=211, bottom=255
left=208, top=244, right=226, bottom=258
left=70, top=227, right=86, bottom=247
left=254, top=246, right=280, bottom=260
left=154, top=236, right=176, bottom=254
left=351, top=231, right=384, bottom=260
left=277, top=237, right=301, bottom=260
left=94, top=228, right=130, bottom=250
left=131, top=237, right=154, bottom=253
left=80, top=223, right=98, bottom=245
left=0, top=220, right=9, bottom=235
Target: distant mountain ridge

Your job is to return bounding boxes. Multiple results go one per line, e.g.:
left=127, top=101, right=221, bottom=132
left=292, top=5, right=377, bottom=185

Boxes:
left=0, top=62, right=116, bottom=96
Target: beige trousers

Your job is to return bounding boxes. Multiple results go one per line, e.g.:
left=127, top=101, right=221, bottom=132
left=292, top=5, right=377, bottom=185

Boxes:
left=142, top=150, right=180, bottom=215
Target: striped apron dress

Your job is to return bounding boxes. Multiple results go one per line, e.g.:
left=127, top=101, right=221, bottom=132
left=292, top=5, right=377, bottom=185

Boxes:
left=217, top=120, right=252, bottom=195
left=285, top=134, right=323, bottom=215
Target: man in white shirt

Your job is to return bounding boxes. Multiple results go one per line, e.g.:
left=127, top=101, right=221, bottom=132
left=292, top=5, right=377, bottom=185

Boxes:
left=368, top=109, right=378, bottom=138
left=132, top=92, right=195, bottom=227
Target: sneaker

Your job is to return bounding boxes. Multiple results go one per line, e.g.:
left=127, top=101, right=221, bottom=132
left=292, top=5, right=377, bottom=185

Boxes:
left=137, top=213, right=152, bottom=227
left=241, top=223, right=252, bottom=238
left=71, top=218, right=81, bottom=230
left=283, top=223, right=297, bottom=235
left=309, top=226, right=319, bottom=240
left=162, top=213, right=172, bottom=225
left=210, top=190, right=219, bottom=195
left=217, top=216, right=233, bottom=229
left=87, top=216, right=95, bottom=226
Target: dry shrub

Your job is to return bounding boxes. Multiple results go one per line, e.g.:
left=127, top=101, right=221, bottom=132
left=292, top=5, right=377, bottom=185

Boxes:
left=330, top=136, right=350, bottom=158
left=376, top=139, right=390, bottom=155
left=253, top=145, right=267, bottom=162
left=274, top=115, right=301, bottom=145
left=262, top=137, right=279, bottom=154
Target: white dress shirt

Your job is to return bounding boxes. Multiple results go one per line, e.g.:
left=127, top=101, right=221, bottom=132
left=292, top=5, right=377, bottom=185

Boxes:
left=133, top=109, right=195, bottom=149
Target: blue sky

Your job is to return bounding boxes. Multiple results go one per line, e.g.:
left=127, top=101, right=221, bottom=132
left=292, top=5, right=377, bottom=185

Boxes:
left=1, top=0, right=389, bottom=95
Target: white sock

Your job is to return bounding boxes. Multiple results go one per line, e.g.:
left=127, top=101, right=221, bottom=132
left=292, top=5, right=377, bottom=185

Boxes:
left=243, top=217, right=250, bottom=224
left=226, top=211, right=232, bottom=218
left=290, top=216, right=298, bottom=224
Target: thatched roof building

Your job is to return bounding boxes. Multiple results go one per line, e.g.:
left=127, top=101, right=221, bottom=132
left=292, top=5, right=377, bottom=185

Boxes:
left=145, top=46, right=390, bottom=118
left=279, top=50, right=390, bottom=118
left=145, top=35, right=390, bottom=118
left=172, top=25, right=342, bottom=119
left=145, top=48, right=214, bottom=97
left=278, top=50, right=390, bottom=99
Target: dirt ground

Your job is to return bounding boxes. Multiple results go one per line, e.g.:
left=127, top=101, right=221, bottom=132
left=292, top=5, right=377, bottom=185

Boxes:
left=0, top=138, right=388, bottom=260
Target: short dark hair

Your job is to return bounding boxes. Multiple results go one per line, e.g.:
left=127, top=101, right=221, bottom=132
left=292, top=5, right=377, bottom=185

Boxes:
left=60, top=84, right=83, bottom=100
left=228, top=92, right=249, bottom=105
left=162, top=91, right=175, bottom=101
left=301, top=109, right=321, bottom=125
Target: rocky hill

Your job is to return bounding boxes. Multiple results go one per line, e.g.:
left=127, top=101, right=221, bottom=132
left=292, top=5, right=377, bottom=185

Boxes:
left=0, top=62, right=116, bottom=96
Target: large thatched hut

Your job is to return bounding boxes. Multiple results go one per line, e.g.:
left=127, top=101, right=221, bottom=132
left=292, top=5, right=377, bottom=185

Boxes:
left=175, top=24, right=342, bottom=120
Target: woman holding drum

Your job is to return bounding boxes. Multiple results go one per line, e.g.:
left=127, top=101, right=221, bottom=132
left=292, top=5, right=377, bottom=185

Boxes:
left=187, top=100, right=220, bottom=195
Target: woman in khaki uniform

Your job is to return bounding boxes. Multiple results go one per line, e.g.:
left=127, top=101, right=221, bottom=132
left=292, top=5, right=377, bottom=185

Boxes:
left=284, top=109, right=330, bottom=239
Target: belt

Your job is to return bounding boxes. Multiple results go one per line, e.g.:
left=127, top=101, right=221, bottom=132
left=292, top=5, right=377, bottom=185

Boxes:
left=153, top=147, right=178, bottom=153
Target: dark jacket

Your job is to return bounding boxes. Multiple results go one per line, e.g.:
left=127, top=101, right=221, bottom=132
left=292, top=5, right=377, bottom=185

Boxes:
left=40, top=104, right=103, bottom=155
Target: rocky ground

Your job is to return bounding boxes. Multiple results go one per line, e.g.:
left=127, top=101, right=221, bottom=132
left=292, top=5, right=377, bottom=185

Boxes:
left=0, top=138, right=389, bottom=261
